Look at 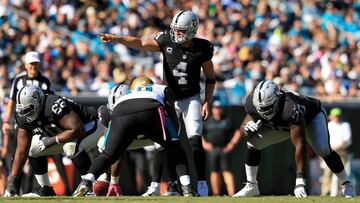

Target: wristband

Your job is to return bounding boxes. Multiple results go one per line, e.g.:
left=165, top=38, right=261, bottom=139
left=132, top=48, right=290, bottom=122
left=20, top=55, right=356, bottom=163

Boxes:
left=205, top=78, right=216, bottom=84
left=3, top=116, right=10, bottom=123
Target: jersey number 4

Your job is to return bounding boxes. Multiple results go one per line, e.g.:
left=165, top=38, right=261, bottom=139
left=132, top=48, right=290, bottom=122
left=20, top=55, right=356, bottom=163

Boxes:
left=173, top=62, right=188, bottom=85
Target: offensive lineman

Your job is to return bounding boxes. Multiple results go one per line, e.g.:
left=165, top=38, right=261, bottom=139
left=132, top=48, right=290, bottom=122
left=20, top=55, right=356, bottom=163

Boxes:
left=4, top=85, right=99, bottom=196
left=99, top=10, right=215, bottom=196
left=233, top=80, right=355, bottom=198
left=74, top=78, right=197, bottom=197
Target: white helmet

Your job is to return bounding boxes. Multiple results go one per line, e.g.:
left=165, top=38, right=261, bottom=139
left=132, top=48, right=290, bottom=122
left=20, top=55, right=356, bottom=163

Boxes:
left=107, top=83, right=130, bottom=111
left=253, top=80, right=282, bottom=120
left=170, top=10, right=199, bottom=44
left=16, top=84, right=44, bottom=122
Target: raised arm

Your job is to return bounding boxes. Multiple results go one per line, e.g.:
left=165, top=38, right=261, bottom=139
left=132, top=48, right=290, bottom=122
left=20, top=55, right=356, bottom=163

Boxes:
left=99, top=33, right=160, bottom=52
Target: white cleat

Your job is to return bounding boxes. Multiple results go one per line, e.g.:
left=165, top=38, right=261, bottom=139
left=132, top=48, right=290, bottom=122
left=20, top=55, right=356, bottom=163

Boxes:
left=197, top=181, right=209, bottom=196
left=342, top=181, right=355, bottom=198
left=233, top=182, right=260, bottom=197
left=142, top=182, right=160, bottom=196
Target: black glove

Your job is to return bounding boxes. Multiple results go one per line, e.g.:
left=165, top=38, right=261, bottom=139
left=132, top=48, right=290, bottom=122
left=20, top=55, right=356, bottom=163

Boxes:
left=37, top=136, right=58, bottom=151
left=4, top=176, right=20, bottom=196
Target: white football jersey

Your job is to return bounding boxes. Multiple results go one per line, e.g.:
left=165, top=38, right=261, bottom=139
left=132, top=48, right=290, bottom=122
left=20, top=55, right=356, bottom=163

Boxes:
left=114, top=84, right=167, bottom=108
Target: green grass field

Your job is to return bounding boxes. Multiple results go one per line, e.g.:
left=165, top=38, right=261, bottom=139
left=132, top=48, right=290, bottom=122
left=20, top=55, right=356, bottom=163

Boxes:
left=0, top=196, right=359, bottom=203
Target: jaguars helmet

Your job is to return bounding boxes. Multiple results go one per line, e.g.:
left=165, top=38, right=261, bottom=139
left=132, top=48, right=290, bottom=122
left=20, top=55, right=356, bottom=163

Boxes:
left=130, top=76, right=154, bottom=91
left=107, top=83, right=130, bottom=111
left=170, top=10, right=199, bottom=44
left=16, top=84, right=44, bottom=122
left=253, top=80, right=282, bottom=120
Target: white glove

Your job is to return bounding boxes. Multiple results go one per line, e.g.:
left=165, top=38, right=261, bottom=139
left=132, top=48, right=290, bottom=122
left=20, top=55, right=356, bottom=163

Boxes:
left=37, top=139, right=47, bottom=151
left=294, top=178, right=307, bottom=197
left=244, top=120, right=261, bottom=136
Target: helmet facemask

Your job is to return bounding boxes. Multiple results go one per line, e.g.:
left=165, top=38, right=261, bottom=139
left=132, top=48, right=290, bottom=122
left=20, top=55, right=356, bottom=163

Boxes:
left=16, top=85, right=44, bottom=122
left=253, top=80, right=282, bottom=120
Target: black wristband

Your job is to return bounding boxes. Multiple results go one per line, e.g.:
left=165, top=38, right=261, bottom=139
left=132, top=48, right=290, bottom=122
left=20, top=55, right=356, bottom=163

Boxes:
left=296, top=172, right=305, bottom=179
left=205, top=78, right=216, bottom=84
left=42, top=136, right=58, bottom=148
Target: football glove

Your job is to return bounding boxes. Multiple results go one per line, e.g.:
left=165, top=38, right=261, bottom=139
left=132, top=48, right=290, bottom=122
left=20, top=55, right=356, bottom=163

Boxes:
left=4, top=176, right=20, bottom=197
left=37, top=136, right=58, bottom=151
left=244, top=120, right=261, bottom=137
left=294, top=177, right=307, bottom=197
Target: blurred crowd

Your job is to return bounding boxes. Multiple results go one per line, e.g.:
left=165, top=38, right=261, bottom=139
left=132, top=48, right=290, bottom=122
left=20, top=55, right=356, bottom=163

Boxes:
left=0, top=0, right=360, bottom=106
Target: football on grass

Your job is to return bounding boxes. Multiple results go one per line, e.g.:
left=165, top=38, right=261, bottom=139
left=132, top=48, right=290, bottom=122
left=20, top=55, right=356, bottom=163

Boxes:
left=93, top=180, right=109, bottom=196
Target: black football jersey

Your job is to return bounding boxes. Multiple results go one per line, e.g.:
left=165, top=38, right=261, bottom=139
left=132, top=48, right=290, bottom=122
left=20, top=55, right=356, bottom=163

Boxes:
left=98, top=105, right=111, bottom=127
left=154, top=30, right=214, bottom=100
left=16, top=94, right=98, bottom=137
left=245, top=91, right=322, bottom=131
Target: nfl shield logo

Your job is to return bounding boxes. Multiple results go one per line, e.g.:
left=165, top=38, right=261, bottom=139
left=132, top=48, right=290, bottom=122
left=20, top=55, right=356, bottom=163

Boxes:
left=166, top=47, right=173, bottom=53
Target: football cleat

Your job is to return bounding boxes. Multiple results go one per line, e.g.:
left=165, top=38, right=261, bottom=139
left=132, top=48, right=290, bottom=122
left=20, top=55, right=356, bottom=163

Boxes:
left=341, top=181, right=355, bottom=198
left=73, top=179, right=92, bottom=197
left=182, top=184, right=199, bottom=197
left=141, top=182, right=160, bottom=196
left=22, top=186, right=56, bottom=197
left=233, top=182, right=260, bottom=197
left=163, top=181, right=180, bottom=196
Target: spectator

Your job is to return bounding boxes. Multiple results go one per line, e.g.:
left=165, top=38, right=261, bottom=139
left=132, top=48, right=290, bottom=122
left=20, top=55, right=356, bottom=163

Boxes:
left=321, top=108, right=352, bottom=196
left=202, top=101, right=239, bottom=196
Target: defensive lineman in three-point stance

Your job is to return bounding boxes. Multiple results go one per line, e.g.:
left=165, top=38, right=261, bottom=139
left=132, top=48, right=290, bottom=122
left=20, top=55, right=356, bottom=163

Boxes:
left=233, top=80, right=355, bottom=198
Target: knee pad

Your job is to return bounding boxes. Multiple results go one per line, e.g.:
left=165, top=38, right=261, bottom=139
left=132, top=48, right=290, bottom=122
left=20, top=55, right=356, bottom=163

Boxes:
left=63, top=142, right=77, bottom=158
left=97, top=135, right=105, bottom=153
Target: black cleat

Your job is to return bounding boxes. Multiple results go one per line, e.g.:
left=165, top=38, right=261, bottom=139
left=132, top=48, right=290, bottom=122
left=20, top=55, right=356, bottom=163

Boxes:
left=73, top=179, right=92, bottom=197
left=22, top=186, right=56, bottom=197
left=163, top=181, right=181, bottom=196
left=182, top=184, right=199, bottom=197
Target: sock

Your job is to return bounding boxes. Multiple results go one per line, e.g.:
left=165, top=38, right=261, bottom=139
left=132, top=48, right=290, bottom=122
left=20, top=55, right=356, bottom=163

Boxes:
left=35, top=173, right=51, bottom=187
left=111, top=176, right=119, bottom=184
left=179, top=175, right=191, bottom=186
left=245, top=164, right=258, bottom=184
left=82, top=173, right=96, bottom=182
left=151, top=182, right=160, bottom=187
left=335, top=170, right=349, bottom=184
